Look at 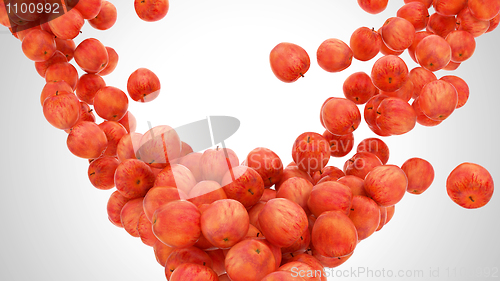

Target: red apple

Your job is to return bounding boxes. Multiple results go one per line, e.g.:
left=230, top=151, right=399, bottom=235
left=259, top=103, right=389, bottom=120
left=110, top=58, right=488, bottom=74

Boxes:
left=276, top=177, right=314, bottom=214
left=357, top=138, right=390, bottom=165
left=447, top=163, right=494, bottom=209
left=245, top=147, right=283, bottom=188
left=270, top=42, right=310, bottom=83
left=143, top=186, right=184, bottom=222
left=165, top=247, right=213, bottom=280
left=322, top=131, right=354, bottom=158
left=127, top=68, right=161, bottom=102
left=357, top=0, right=389, bottom=14
left=381, top=17, right=416, bottom=51
left=311, top=211, right=357, bottom=258
left=321, top=98, right=361, bottom=136
left=292, top=132, right=330, bottom=174
left=375, top=97, right=417, bottom=135
left=343, top=72, right=379, bottom=104
left=88, top=156, right=119, bottom=190
left=221, top=165, right=265, bottom=208
left=137, top=125, right=181, bottom=168
left=397, top=2, right=430, bottom=30
left=446, top=30, right=476, bottom=63
left=115, top=159, right=156, bottom=199
left=415, top=35, right=452, bottom=72
left=364, top=165, right=408, bottom=207
left=418, top=80, right=458, bottom=121
left=349, top=27, right=381, bottom=61
left=307, top=181, right=353, bottom=218
left=200, top=147, right=239, bottom=183
left=317, top=38, right=353, bottom=73
left=225, top=239, right=276, bottom=281
left=67, top=122, right=108, bottom=159
left=169, top=263, right=218, bottom=281
left=440, top=75, right=469, bottom=108
left=371, top=55, right=409, bottom=92
left=348, top=195, right=380, bottom=240
left=402, top=157, right=435, bottom=194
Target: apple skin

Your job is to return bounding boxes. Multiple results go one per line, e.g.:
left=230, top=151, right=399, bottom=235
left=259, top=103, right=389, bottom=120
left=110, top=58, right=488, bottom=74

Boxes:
left=409, top=67, right=437, bottom=99
left=348, top=195, right=381, bottom=240
left=292, top=132, right=331, bottom=174
left=137, top=212, right=159, bottom=247
left=380, top=79, right=414, bottom=102
left=74, top=38, right=109, bottom=74
left=40, top=81, right=73, bottom=106
left=221, top=166, right=265, bottom=208
left=307, top=181, right=353, bottom=218
left=276, top=177, right=314, bottom=214
left=67, top=121, right=108, bottom=159
left=248, top=202, right=266, bottom=231
left=89, top=1, right=118, bottom=31
left=258, top=198, right=309, bottom=248
left=201, top=199, right=249, bottom=249
left=21, top=29, right=56, bottom=62
left=280, top=226, right=311, bottom=256
left=322, top=130, right=354, bottom=159
left=357, top=138, right=390, bottom=165
left=468, top=0, right=500, bottom=21
left=153, top=240, right=174, bottom=267
left=343, top=152, right=383, bottom=179
left=201, top=147, right=239, bottom=184
left=385, top=205, right=396, bottom=225
left=93, top=86, right=129, bottom=121
left=312, top=249, right=353, bottom=268
left=118, top=111, right=137, bottom=134
left=225, top=239, right=276, bottom=281
left=154, top=164, right=197, bottom=195
left=270, top=42, right=310, bottom=83
left=412, top=98, right=443, bottom=127
left=440, top=75, right=469, bottom=108
left=98, top=121, right=128, bottom=157
left=317, top=38, right=353, bottom=73
left=343, top=72, right=379, bottom=104
left=375, top=97, right=417, bottom=135
left=67, top=0, right=102, bottom=19
left=312, top=166, right=346, bottom=185
left=127, top=68, right=161, bottom=102
left=35, top=51, right=67, bottom=78
left=456, top=7, right=491, bottom=37
left=416, top=35, right=452, bottom=72
left=445, top=30, right=476, bottom=63
left=364, top=94, right=390, bottom=128
left=169, top=263, right=218, bottom=281
left=261, top=189, right=277, bottom=202
left=434, top=0, right=468, bottom=16
left=350, top=27, right=381, bottom=61
left=134, top=0, right=169, bottom=22
left=165, top=247, right=213, bottom=280
left=357, top=0, right=389, bottom=14
left=418, top=80, right=458, bottom=121
left=245, top=147, right=283, bottom=188
left=115, top=159, right=156, bottom=199
left=446, top=163, right=494, bottom=209
left=311, top=211, right=357, bottom=258
left=152, top=200, right=201, bottom=248
left=43, top=91, right=80, bottom=130
left=402, top=157, right=435, bottom=194
left=106, top=190, right=131, bottom=228
left=364, top=165, right=408, bottom=207
left=487, top=13, right=500, bottom=32
left=88, top=156, right=120, bottom=190
left=188, top=181, right=227, bottom=207
left=143, top=186, right=185, bottom=222
left=321, top=98, right=361, bottom=136
left=120, top=197, right=144, bottom=238
left=278, top=262, right=318, bottom=280
left=397, top=2, right=430, bottom=30
left=427, top=13, right=456, bottom=38
left=443, top=60, right=461, bottom=71
left=381, top=17, right=416, bottom=52
left=205, top=249, right=226, bottom=276
left=100, top=46, right=119, bottom=75
left=137, top=125, right=181, bottom=168
left=338, top=175, right=368, bottom=197
left=371, top=55, right=409, bottom=92
left=408, top=31, right=433, bottom=63
left=275, top=165, right=313, bottom=191
left=116, top=132, right=142, bottom=163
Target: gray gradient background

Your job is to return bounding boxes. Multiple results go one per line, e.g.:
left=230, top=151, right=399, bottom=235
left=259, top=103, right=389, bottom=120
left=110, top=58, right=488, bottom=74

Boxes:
left=0, top=0, right=499, bottom=280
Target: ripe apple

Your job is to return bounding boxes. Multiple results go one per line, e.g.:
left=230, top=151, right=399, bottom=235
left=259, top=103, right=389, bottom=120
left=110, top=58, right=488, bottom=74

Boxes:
left=137, top=212, right=159, bottom=246
left=88, top=156, right=119, bottom=190
left=143, top=186, right=185, bottom=222
left=221, top=165, right=265, bottom=208
left=43, top=91, right=80, bottom=130
left=322, top=131, right=354, bottom=158
left=434, top=0, right=468, bottom=16
left=357, top=0, right=389, bottom=14
left=45, top=62, right=79, bottom=90
left=169, top=263, right=218, bottom=281
left=34, top=51, right=67, bottom=78
left=343, top=72, right=379, bottom=104
left=412, top=98, right=443, bottom=127
left=106, top=190, right=131, bottom=228
left=21, top=29, right=56, bottom=62
left=153, top=240, right=174, bottom=267
left=418, top=80, right=458, bottom=121
left=440, top=75, right=470, bottom=108
left=397, top=2, right=430, bottom=30
left=276, top=177, right=314, bottom=214
left=275, top=165, right=313, bottom=191
left=317, top=38, right=353, bottom=72
left=258, top=198, right=308, bottom=248
left=225, top=239, right=276, bottom=281
left=188, top=181, right=227, bottom=207
left=98, top=121, right=128, bottom=157
left=270, top=42, right=310, bottom=83
left=408, top=67, right=437, bottom=99
left=371, top=55, right=409, bottom=92
left=375, top=97, right=417, bottom=135
left=48, top=8, right=84, bottom=39
left=321, top=97, right=361, bottom=136
left=402, top=157, right=435, bottom=194
left=245, top=147, right=283, bottom=188
left=415, top=35, right=452, bottom=72
left=127, top=68, right=161, bottom=102
left=134, top=0, right=169, bottom=22
left=446, top=163, right=494, bottom=209
left=137, top=125, right=181, bottom=168
left=343, top=152, right=383, bottom=179
left=67, top=122, right=108, bottom=159
left=115, top=159, right=156, bottom=199
left=88, top=1, right=118, bottom=31
left=349, top=27, right=381, bottom=61
left=307, top=181, right=353, bottom=218
left=201, top=199, right=249, bottom=249
left=116, top=132, right=142, bottom=162
left=75, top=74, right=106, bottom=105
left=292, top=132, right=330, bottom=174
left=93, top=86, right=129, bottom=121
left=408, top=31, right=433, bottom=63
left=338, top=175, right=368, bottom=197
left=381, top=17, right=416, bottom=52
left=468, top=0, right=500, bottom=21
left=152, top=200, right=201, bottom=248
left=165, top=247, right=213, bottom=280
left=349, top=195, right=381, bottom=240
left=426, top=13, right=457, bottom=38
left=74, top=38, right=109, bottom=74
left=120, top=197, right=144, bottom=237
left=154, top=164, right=197, bottom=194
left=364, top=165, right=408, bottom=207
left=311, top=211, right=357, bottom=258
left=456, top=7, right=491, bottom=37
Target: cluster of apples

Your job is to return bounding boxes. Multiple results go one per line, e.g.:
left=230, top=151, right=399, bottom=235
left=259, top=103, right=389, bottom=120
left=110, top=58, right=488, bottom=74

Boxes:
left=270, top=0, right=499, bottom=137
left=0, top=0, right=497, bottom=280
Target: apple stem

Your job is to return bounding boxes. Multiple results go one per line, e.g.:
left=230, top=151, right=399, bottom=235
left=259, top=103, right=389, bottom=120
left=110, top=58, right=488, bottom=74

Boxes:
left=300, top=73, right=304, bottom=78
left=469, top=196, right=475, bottom=202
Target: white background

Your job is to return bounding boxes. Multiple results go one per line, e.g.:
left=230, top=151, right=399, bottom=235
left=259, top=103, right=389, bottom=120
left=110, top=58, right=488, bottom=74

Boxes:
left=0, top=0, right=499, bottom=280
